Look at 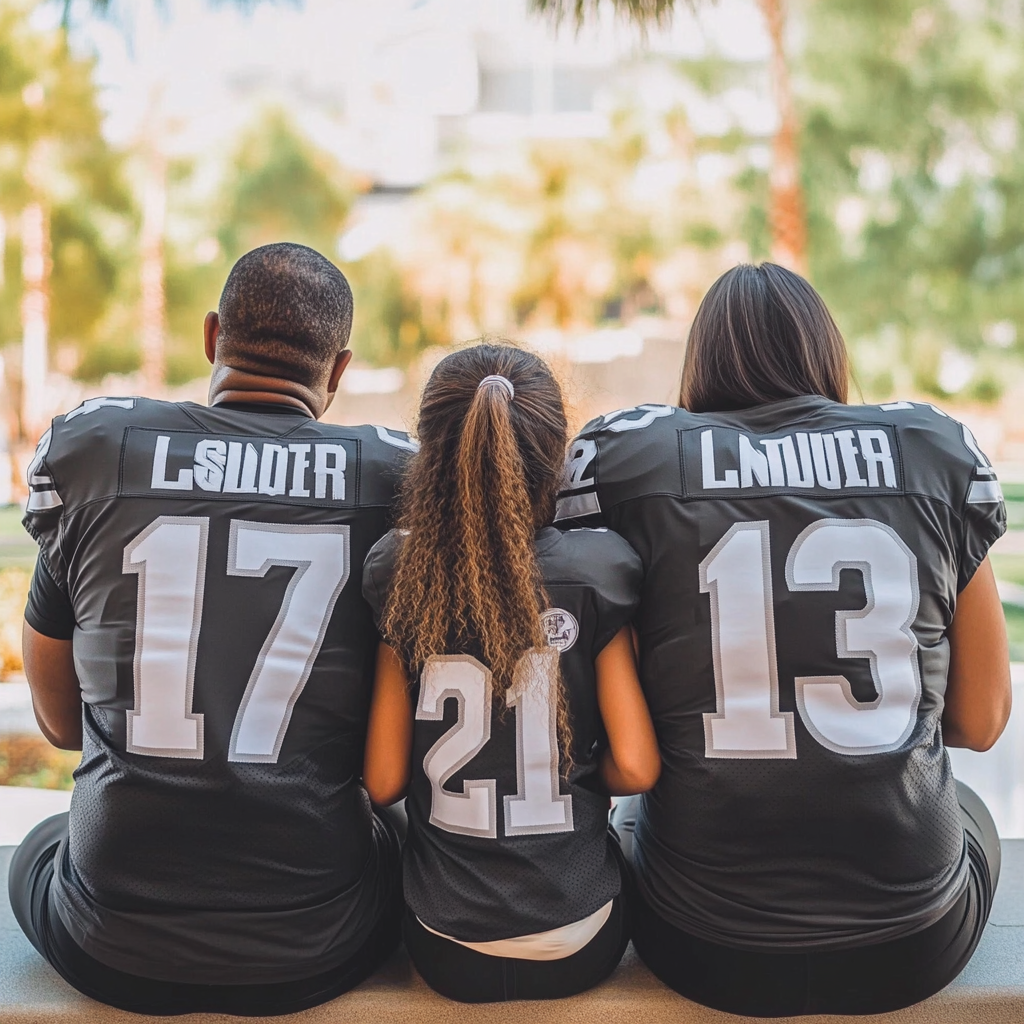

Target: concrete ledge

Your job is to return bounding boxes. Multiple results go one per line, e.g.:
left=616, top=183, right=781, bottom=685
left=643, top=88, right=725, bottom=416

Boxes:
left=3, top=845, right=1024, bottom=1023
left=0, top=789, right=73, bottom=846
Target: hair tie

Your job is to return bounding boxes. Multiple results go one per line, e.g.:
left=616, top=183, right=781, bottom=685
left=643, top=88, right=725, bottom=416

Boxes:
left=478, top=374, right=515, bottom=400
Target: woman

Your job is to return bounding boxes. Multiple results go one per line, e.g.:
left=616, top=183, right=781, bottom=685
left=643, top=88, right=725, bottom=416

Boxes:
left=361, top=343, right=661, bottom=1003
left=557, top=263, right=1010, bottom=1016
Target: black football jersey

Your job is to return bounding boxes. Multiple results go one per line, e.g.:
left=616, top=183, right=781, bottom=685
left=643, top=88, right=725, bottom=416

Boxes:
left=555, top=396, right=1006, bottom=950
left=22, top=396, right=416, bottom=983
left=363, top=525, right=642, bottom=941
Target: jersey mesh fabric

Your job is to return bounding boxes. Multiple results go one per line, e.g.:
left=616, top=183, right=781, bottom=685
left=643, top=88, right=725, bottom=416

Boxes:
left=556, top=396, right=1005, bottom=951
left=363, top=525, right=642, bottom=941
left=22, top=397, right=413, bottom=983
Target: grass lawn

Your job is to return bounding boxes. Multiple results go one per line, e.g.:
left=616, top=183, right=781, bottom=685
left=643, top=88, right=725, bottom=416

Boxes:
left=1001, top=603, right=1024, bottom=662
left=992, top=553, right=1024, bottom=586
left=0, top=505, right=35, bottom=571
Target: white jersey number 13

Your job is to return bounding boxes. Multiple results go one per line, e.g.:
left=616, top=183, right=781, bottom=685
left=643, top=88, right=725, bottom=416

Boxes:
left=702, top=517, right=922, bottom=758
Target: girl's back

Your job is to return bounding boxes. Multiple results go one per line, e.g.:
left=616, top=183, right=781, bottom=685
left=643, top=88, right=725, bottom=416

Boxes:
left=364, top=524, right=641, bottom=941
left=361, top=343, right=659, bottom=1002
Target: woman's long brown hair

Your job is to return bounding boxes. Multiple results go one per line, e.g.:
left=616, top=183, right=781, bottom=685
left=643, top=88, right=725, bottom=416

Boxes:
left=680, top=262, right=850, bottom=412
left=381, top=343, right=573, bottom=766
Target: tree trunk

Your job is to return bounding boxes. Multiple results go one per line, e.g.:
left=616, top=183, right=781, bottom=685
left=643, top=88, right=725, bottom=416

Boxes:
left=20, top=199, right=50, bottom=441
left=0, top=353, right=13, bottom=506
left=140, top=140, right=167, bottom=396
left=757, top=0, right=807, bottom=274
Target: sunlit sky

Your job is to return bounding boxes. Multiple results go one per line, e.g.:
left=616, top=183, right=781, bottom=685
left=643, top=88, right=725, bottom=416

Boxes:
left=44, top=0, right=773, bottom=186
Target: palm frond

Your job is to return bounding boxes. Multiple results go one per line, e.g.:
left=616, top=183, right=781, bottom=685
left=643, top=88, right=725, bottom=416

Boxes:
left=529, top=0, right=701, bottom=30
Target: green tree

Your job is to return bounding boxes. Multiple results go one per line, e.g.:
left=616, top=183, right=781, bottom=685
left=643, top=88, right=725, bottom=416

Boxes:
left=0, top=2, right=134, bottom=408
left=345, top=250, right=438, bottom=368
left=55, top=0, right=295, bottom=392
left=151, top=108, right=361, bottom=383
left=801, top=0, right=1024, bottom=400
left=217, top=109, right=357, bottom=261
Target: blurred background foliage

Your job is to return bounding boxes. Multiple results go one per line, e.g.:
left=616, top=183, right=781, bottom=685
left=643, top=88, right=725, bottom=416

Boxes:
left=1, top=0, right=1024, bottom=401
left=801, top=0, right=1024, bottom=402
left=0, top=1, right=134, bottom=381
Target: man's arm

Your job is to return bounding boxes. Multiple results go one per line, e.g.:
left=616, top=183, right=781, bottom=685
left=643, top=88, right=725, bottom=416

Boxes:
left=22, top=556, right=81, bottom=751
left=22, top=622, right=82, bottom=750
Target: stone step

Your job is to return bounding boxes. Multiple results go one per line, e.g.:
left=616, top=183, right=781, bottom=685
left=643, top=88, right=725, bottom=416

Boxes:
left=1, top=843, right=1023, bottom=1022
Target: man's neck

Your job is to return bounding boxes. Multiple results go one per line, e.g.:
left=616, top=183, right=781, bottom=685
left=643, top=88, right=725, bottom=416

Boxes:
left=208, top=364, right=323, bottom=419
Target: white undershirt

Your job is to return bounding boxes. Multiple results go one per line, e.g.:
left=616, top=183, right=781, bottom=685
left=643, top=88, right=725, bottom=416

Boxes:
left=417, top=900, right=613, bottom=961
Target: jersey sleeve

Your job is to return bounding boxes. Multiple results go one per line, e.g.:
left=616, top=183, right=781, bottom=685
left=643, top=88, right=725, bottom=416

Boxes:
left=23, top=398, right=135, bottom=591
left=555, top=404, right=680, bottom=529
left=555, top=418, right=606, bottom=529
left=24, top=557, right=76, bottom=640
left=588, top=531, right=644, bottom=656
left=361, top=529, right=401, bottom=627
left=956, top=423, right=1006, bottom=591
left=21, top=424, right=68, bottom=590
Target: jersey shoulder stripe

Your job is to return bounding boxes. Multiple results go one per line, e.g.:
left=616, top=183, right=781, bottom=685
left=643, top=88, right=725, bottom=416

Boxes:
left=32, top=399, right=415, bottom=514
left=556, top=404, right=694, bottom=523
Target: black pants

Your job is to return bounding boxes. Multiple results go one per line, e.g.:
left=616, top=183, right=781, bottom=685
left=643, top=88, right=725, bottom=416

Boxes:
left=614, top=782, right=1000, bottom=1017
left=404, top=831, right=633, bottom=1003
left=8, top=813, right=404, bottom=1017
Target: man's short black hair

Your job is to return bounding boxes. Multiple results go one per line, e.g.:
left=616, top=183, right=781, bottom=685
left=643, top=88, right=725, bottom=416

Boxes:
left=217, top=242, right=354, bottom=389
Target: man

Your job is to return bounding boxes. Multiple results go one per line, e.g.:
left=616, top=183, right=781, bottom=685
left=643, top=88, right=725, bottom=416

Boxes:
left=9, top=243, right=417, bottom=1015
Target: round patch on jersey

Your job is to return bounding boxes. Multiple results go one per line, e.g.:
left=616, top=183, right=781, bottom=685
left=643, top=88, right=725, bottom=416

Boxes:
left=541, top=608, right=579, bottom=653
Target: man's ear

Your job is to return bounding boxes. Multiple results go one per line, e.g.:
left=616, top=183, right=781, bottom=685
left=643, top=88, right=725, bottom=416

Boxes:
left=327, top=349, right=353, bottom=395
left=204, top=312, right=220, bottom=365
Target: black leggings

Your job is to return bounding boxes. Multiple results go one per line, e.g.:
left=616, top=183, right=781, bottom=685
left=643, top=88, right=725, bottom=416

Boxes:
left=616, top=782, right=1000, bottom=1017
left=8, top=813, right=404, bottom=1017
left=403, top=832, right=633, bottom=1003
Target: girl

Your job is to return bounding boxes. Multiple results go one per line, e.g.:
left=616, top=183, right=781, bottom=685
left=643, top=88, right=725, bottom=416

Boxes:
left=361, top=343, right=660, bottom=1003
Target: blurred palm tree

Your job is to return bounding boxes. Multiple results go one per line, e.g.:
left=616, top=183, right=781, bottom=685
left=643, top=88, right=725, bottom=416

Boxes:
left=531, top=0, right=807, bottom=272
left=0, top=4, right=133, bottom=441
left=55, top=0, right=288, bottom=393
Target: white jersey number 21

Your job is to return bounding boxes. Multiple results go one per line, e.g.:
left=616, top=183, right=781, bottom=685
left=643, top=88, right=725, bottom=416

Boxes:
left=417, top=648, right=574, bottom=838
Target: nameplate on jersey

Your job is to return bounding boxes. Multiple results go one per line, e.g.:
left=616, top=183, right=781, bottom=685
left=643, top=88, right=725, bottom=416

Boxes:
left=119, top=428, right=357, bottom=506
left=680, top=424, right=903, bottom=498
